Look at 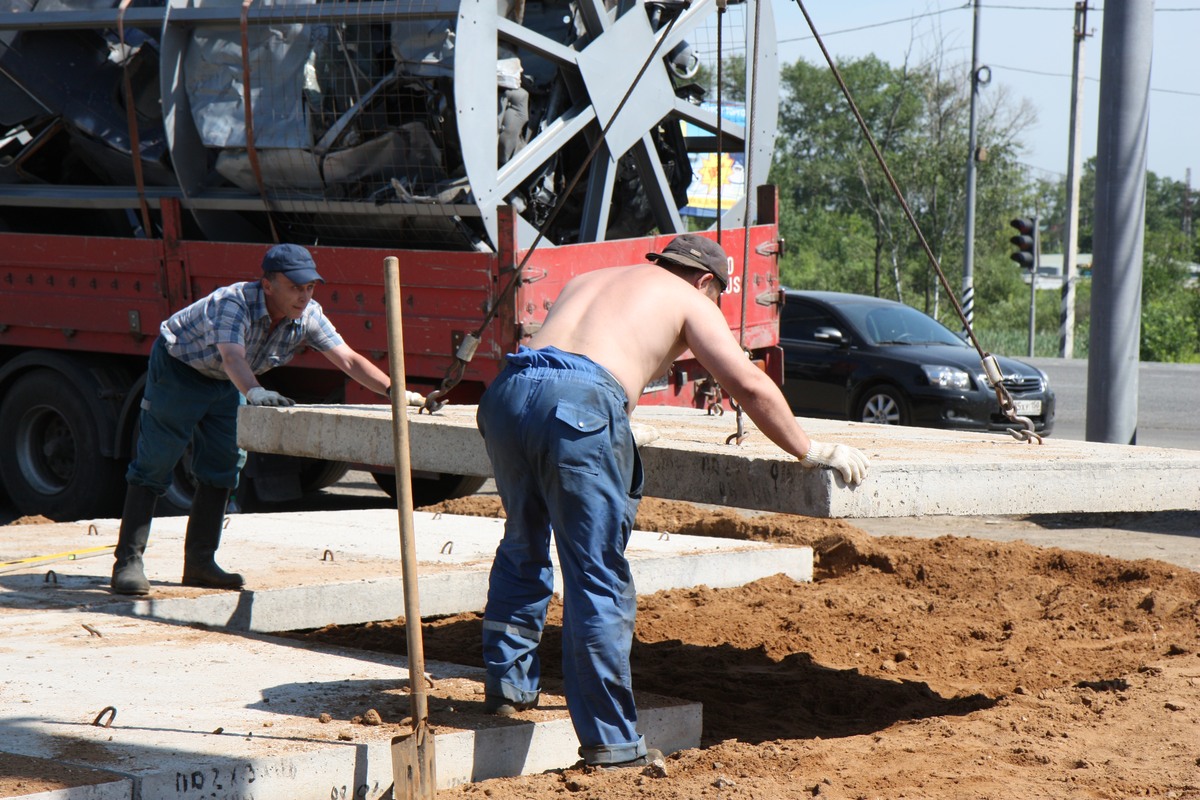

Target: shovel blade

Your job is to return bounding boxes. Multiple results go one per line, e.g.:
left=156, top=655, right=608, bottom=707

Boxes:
left=391, top=723, right=437, bottom=800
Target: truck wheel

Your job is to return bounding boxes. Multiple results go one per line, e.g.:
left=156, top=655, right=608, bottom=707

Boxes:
left=0, top=369, right=126, bottom=520
left=371, top=472, right=487, bottom=508
left=299, top=459, right=352, bottom=493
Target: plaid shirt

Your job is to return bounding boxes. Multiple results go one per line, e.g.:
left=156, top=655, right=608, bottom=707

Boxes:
left=160, top=280, right=344, bottom=380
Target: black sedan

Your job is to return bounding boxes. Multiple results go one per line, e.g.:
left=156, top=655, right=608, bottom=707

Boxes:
left=779, top=290, right=1055, bottom=434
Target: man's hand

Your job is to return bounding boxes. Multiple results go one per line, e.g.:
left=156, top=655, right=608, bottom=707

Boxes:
left=801, top=440, right=869, bottom=485
left=388, top=386, right=427, bottom=407
left=246, top=386, right=296, bottom=407
left=630, top=423, right=660, bottom=447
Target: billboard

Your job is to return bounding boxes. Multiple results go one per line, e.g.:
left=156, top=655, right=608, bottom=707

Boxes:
left=682, top=102, right=746, bottom=218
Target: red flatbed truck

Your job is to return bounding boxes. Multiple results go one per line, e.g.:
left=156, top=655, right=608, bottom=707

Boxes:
left=0, top=0, right=782, bottom=520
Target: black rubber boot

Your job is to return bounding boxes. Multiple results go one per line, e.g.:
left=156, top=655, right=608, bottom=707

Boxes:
left=181, top=484, right=244, bottom=590
left=111, top=484, right=158, bottom=595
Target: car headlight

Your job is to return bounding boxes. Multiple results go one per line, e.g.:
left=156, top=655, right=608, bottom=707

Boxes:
left=922, top=365, right=972, bottom=390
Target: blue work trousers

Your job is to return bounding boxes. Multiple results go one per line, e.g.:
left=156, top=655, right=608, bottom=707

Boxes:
left=476, top=346, right=646, bottom=765
left=126, top=336, right=245, bottom=493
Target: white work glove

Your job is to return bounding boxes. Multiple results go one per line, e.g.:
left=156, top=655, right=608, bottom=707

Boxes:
left=801, top=440, right=870, bottom=485
left=246, top=386, right=295, bottom=407
left=630, top=423, right=660, bottom=447
left=387, top=387, right=426, bottom=407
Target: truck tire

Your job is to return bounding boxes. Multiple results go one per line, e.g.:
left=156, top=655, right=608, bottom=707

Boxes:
left=299, top=459, right=352, bottom=493
left=0, top=369, right=126, bottom=520
left=371, top=471, right=487, bottom=509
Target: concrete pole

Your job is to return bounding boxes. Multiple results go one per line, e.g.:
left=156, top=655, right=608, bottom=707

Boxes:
left=1087, top=0, right=1153, bottom=445
left=960, top=0, right=982, bottom=330
left=1058, top=2, right=1088, bottom=359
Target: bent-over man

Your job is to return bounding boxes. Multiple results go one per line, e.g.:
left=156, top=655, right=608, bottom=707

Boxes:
left=476, top=233, right=869, bottom=768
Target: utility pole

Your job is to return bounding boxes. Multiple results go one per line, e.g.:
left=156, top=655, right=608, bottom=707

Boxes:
left=1185, top=168, right=1194, bottom=238
left=1058, top=2, right=1090, bottom=359
left=960, top=0, right=983, bottom=331
left=1087, top=0, right=1154, bottom=445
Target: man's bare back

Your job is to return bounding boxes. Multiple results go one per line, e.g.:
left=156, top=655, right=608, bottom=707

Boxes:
left=526, top=247, right=869, bottom=486
left=529, top=263, right=717, bottom=409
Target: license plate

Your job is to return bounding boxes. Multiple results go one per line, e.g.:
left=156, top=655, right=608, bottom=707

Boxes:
left=1012, top=399, right=1042, bottom=415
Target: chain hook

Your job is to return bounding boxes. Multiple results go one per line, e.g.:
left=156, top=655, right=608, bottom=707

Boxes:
left=422, top=359, right=466, bottom=414
left=1006, top=415, right=1043, bottom=444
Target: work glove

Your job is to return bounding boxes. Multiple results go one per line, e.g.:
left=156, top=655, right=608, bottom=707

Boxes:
left=246, top=386, right=295, bottom=407
left=801, top=440, right=870, bottom=485
left=630, top=423, right=660, bottom=447
left=387, top=386, right=427, bottom=407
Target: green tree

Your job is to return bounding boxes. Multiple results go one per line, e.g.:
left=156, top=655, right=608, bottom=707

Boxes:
left=770, top=51, right=1036, bottom=334
left=1042, top=159, right=1200, bottom=361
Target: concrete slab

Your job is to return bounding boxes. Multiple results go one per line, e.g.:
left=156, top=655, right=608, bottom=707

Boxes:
left=238, top=404, right=1200, bottom=518
left=3, top=508, right=800, bottom=797
left=0, top=510, right=811, bottom=630
left=0, top=609, right=699, bottom=797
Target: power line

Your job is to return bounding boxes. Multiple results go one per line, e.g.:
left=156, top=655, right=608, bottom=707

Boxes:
left=983, top=3, right=1200, bottom=9
left=779, top=4, right=1200, bottom=47
left=777, top=5, right=967, bottom=45
left=991, top=62, right=1200, bottom=98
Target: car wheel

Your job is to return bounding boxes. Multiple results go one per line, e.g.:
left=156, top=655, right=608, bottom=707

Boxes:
left=857, top=386, right=908, bottom=425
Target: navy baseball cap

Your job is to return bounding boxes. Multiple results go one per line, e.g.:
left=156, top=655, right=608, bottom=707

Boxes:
left=262, top=243, right=324, bottom=284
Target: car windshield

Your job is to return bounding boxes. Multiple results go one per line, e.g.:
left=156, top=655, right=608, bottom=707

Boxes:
left=839, top=302, right=968, bottom=347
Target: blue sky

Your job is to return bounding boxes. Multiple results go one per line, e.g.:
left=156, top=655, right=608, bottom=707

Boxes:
left=768, top=1, right=1198, bottom=186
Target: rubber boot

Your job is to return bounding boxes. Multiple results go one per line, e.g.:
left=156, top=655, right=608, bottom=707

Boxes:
left=181, top=484, right=244, bottom=590
left=111, top=484, right=158, bottom=595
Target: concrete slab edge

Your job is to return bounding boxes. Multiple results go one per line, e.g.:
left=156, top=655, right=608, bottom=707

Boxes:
left=113, top=549, right=812, bottom=633
left=3, top=702, right=700, bottom=800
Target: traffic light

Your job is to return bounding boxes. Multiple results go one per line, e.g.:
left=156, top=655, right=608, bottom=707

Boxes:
left=1009, top=217, right=1038, bottom=270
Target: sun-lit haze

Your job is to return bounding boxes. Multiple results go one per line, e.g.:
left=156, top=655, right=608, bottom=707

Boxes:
left=771, top=1, right=1197, bottom=185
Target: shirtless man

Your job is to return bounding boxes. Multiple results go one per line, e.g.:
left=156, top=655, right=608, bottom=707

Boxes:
left=475, top=233, right=869, bottom=769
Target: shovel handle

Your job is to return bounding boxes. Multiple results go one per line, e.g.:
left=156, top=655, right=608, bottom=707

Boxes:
left=384, top=256, right=429, bottom=726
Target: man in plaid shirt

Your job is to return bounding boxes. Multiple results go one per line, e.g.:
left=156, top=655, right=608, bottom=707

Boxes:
left=111, top=244, right=392, bottom=595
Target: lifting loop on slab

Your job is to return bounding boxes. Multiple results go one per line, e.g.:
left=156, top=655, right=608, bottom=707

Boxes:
left=87, top=523, right=99, bottom=536
left=321, top=549, right=335, bottom=562
left=44, top=570, right=58, bottom=585
left=92, top=707, right=117, bottom=728
left=439, top=541, right=453, bottom=555
left=793, top=0, right=1044, bottom=444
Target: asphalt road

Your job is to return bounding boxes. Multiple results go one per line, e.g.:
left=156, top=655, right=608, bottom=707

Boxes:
left=1027, top=357, right=1200, bottom=450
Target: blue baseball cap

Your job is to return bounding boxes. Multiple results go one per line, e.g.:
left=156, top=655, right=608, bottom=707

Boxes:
left=262, top=243, right=324, bottom=284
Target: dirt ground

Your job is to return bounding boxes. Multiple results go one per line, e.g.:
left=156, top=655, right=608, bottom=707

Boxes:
left=4, top=498, right=1198, bottom=799
left=300, top=496, right=1200, bottom=800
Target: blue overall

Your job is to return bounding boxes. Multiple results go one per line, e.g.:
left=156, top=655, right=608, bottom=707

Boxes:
left=476, top=345, right=647, bottom=765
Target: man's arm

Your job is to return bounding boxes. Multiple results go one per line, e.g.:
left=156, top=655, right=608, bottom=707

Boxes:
left=215, top=342, right=263, bottom=397
left=320, top=343, right=391, bottom=396
left=680, top=293, right=869, bottom=484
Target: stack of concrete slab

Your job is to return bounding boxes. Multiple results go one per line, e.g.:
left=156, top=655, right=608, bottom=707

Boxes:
left=0, top=508, right=811, bottom=798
